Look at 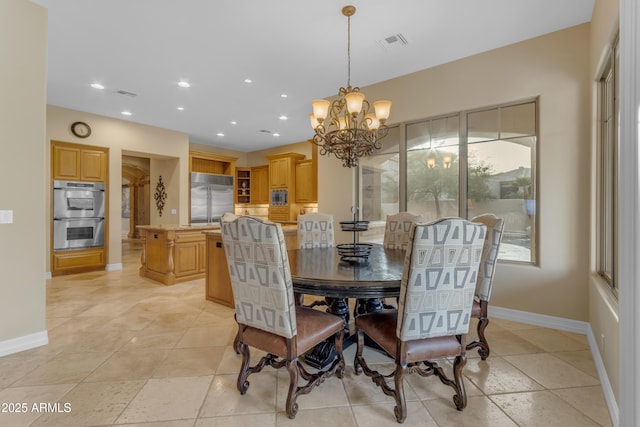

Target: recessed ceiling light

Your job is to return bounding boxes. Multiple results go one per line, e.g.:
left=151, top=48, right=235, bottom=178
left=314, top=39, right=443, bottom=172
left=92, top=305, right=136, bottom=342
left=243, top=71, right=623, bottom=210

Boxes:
left=90, top=83, right=104, bottom=90
left=216, top=132, right=224, bottom=137
left=244, top=79, right=252, bottom=84
left=279, top=115, right=288, bottom=120
left=121, top=111, right=132, bottom=116
left=178, top=81, right=191, bottom=88
left=273, top=133, right=280, bottom=137
left=280, top=94, right=287, bottom=98
left=177, top=107, right=184, bottom=111
left=230, top=121, right=237, bottom=125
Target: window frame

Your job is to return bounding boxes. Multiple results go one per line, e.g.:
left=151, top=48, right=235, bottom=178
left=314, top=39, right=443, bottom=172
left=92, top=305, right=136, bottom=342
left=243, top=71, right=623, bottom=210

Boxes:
left=597, top=35, right=619, bottom=293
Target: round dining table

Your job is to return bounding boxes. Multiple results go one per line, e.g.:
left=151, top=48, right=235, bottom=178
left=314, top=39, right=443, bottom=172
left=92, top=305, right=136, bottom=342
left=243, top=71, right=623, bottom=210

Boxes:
left=287, top=244, right=406, bottom=368
left=288, top=244, right=406, bottom=299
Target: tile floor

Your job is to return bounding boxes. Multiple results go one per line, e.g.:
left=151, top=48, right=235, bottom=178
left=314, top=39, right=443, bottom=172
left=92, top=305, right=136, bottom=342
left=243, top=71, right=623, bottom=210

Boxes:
left=0, top=240, right=613, bottom=426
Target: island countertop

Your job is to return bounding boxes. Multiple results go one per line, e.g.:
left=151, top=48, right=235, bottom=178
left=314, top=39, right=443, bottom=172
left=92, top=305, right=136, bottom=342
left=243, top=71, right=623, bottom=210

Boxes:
left=137, top=223, right=220, bottom=232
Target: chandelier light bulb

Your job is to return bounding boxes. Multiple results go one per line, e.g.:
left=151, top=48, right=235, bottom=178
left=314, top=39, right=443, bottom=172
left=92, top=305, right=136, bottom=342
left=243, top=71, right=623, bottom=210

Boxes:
left=373, top=100, right=392, bottom=122
left=312, top=99, right=330, bottom=122
left=365, top=113, right=380, bottom=130
left=345, top=91, right=365, bottom=115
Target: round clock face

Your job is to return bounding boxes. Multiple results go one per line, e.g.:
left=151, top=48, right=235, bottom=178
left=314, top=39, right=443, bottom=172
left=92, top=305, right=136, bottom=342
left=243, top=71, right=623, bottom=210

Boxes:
left=71, top=121, right=91, bottom=138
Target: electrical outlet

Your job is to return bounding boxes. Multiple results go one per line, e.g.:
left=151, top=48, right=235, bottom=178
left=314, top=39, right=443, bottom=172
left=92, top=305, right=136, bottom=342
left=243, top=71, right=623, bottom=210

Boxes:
left=171, top=209, right=177, bottom=215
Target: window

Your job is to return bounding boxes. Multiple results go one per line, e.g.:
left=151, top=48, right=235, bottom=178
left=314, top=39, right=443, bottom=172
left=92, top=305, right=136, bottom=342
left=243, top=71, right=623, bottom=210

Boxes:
left=598, top=36, right=619, bottom=291
left=358, top=100, right=538, bottom=263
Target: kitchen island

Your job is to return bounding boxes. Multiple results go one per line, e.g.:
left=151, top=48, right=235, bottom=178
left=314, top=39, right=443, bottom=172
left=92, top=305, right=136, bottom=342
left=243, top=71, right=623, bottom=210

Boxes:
left=138, top=224, right=219, bottom=285
left=203, top=224, right=298, bottom=307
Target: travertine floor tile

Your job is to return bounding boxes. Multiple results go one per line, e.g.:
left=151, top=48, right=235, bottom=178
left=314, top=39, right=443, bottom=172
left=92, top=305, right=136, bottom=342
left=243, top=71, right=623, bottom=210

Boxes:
left=464, top=357, right=544, bottom=395
left=30, top=380, right=145, bottom=426
left=491, top=390, right=601, bottom=426
left=12, top=352, right=112, bottom=386
left=275, top=367, right=349, bottom=411
left=115, top=375, right=212, bottom=424
left=551, top=350, right=600, bottom=379
left=195, top=413, right=275, bottom=426
left=0, top=383, right=76, bottom=427
left=199, top=372, right=277, bottom=417
left=352, top=400, right=438, bottom=426
left=175, top=325, right=235, bottom=348
left=151, top=347, right=225, bottom=378
left=425, top=395, right=518, bottom=427
left=481, top=330, right=545, bottom=357
left=512, top=328, right=590, bottom=353
left=84, top=348, right=170, bottom=382
left=551, top=386, right=613, bottom=426
left=276, top=406, right=356, bottom=426
left=503, top=353, right=600, bottom=389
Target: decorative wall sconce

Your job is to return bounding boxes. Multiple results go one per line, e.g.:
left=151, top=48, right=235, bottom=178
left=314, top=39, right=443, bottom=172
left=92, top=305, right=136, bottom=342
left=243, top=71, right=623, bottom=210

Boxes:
left=154, top=175, right=167, bottom=216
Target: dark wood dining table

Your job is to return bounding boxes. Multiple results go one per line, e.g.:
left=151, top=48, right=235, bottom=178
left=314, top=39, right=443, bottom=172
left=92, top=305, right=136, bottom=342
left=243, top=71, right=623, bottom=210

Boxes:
left=287, top=244, right=406, bottom=367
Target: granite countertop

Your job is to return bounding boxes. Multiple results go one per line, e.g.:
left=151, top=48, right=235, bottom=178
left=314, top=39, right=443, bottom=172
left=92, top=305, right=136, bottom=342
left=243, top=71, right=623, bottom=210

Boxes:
left=203, top=223, right=298, bottom=235
left=137, top=224, right=221, bottom=231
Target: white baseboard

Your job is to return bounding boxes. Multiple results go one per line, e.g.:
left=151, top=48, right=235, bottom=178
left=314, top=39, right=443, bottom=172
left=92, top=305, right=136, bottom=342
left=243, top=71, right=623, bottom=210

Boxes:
left=490, top=305, right=618, bottom=427
left=0, top=330, right=48, bottom=357
left=105, top=263, right=122, bottom=271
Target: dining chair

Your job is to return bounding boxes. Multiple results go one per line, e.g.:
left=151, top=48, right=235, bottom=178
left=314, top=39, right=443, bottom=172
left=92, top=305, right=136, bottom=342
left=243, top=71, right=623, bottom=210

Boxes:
left=466, top=213, right=505, bottom=359
left=298, top=212, right=335, bottom=249
left=383, top=211, right=423, bottom=250
left=220, top=213, right=345, bottom=419
left=296, top=212, right=336, bottom=309
left=354, top=217, right=486, bottom=423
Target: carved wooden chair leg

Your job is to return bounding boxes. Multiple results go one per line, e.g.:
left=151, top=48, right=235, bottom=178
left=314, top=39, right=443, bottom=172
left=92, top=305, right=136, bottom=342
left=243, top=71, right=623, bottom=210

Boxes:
left=237, top=342, right=251, bottom=394
left=393, top=364, right=407, bottom=423
left=451, top=354, right=467, bottom=410
left=475, top=316, right=490, bottom=360
left=285, top=359, right=300, bottom=419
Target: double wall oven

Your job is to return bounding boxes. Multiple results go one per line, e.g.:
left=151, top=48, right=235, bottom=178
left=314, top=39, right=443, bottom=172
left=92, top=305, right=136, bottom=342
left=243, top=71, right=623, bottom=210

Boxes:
left=53, top=180, right=105, bottom=251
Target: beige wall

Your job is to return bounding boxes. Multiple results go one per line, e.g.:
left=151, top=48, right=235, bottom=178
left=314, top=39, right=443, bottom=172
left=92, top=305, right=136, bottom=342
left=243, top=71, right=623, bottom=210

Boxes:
left=46, top=106, right=191, bottom=270
left=0, top=1, right=47, bottom=345
left=320, top=24, right=592, bottom=321
left=589, top=0, right=620, bottom=402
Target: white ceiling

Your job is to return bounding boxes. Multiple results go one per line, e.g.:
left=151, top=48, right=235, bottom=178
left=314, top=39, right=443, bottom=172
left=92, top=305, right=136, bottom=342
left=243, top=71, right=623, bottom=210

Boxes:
left=33, top=0, right=594, bottom=152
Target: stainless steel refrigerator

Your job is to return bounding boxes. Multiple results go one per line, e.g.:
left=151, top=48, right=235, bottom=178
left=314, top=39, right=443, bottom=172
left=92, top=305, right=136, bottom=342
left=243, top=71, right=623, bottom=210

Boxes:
left=190, top=172, right=234, bottom=224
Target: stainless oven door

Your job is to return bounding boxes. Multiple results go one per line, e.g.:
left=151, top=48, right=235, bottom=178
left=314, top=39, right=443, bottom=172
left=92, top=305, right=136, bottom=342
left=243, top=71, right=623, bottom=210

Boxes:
left=53, top=218, right=105, bottom=251
left=53, top=181, right=105, bottom=219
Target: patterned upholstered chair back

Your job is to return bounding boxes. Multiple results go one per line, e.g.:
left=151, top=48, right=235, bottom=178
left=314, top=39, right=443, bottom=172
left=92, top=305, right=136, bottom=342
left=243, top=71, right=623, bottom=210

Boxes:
left=383, top=212, right=423, bottom=250
left=471, top=213, right=505, bottom=301
left=221, top=214, right=296, bottom=338
left=396, top=218, right=486, bottom=340
left=298, top=212, right=335, bottom=249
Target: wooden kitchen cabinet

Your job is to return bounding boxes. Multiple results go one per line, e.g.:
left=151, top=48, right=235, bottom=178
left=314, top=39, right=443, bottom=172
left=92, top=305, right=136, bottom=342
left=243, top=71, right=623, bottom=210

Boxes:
left=236, top=168, right=251, bottom=204
left=295, top=159, right=316, bottom=203
left=52, top=141, right=107, bottom=182
left=52, top=248, right=105, bottom=275
left=189, top=151, right=237, bottom=175
left=138, top=225, right=216, bottom=285
left=250, top=165, right=269, bottom=204
left=205, top=232, right=234, bottom=308
left=267, top=153, right=304, bottom=189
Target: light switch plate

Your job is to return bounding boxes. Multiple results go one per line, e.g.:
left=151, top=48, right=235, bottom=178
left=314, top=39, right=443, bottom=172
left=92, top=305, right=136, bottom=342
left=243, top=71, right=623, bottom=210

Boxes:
left=0, top=210, right=13, bottom=224
left=171, top=209, right=177, bottom=215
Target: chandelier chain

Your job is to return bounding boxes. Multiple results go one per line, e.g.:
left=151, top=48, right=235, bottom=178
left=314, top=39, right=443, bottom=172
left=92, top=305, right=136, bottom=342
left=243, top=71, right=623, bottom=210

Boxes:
left=347, top=13, right=351, bottom=88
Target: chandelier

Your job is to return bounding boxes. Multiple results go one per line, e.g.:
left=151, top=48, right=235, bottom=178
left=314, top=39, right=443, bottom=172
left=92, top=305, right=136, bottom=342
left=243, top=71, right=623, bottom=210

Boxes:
left=309, top=5, right=392, bottom=168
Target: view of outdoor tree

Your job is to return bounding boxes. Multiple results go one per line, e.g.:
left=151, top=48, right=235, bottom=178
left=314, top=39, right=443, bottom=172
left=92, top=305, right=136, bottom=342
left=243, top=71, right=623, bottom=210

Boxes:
left=407, top=149, right=496, bottom=217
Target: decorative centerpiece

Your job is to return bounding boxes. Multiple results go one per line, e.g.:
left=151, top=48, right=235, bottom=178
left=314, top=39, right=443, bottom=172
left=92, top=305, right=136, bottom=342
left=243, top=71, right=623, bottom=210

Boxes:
left=337, top=207, right=372, bottom=263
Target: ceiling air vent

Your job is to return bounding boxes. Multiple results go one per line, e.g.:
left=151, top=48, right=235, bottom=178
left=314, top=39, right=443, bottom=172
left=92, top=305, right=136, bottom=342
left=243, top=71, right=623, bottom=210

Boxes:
left=259, top=129, right=272, bottom=134
left=378, top=33, right=409, bottom=51
left=116, top=90, right=137, bottom=98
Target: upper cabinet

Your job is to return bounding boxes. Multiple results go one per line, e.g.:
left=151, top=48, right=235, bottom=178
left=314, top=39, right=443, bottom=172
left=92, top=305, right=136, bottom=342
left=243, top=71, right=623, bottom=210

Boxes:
left=189, top=151, right=237, bottom=176
left=295, top=159, right=316, bottom=203
left=236, top=168, right=251, bottom=204
left=267, top=153, right=305, bottom=189
left=250, top=165, right=269, bottom=204
left=52, top=141, right=107, bottom=182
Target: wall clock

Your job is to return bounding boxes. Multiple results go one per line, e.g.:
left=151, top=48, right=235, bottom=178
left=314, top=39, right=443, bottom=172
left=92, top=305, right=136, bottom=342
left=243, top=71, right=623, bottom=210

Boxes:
left=71, top=121, right=91, bottom=138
